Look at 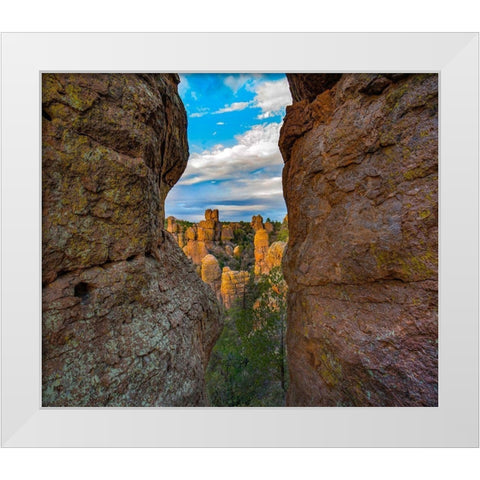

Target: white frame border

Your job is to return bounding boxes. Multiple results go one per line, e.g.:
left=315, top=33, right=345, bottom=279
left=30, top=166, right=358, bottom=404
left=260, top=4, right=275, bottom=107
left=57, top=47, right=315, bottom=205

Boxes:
left=1, top=33, right=478, bottom=447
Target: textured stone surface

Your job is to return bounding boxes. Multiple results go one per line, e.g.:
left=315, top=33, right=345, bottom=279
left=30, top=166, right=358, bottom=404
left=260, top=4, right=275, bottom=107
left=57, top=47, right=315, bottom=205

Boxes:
left=221, top=225, right=234, bottom=242
left=266, top=241, right=286, bottom=272
left=43, top=73, right=188, bottom=284
left=183, top=239, right=209, bottom=265
left=254, top=228, right=270, bottom=276
left=280, top=73, right=438, bottom=406
left=251, top=214, right=264, bottom=231
left=166, top=216, right=178, bottom=234
left=264, top=221, right=274, bottom=234
left=201, top=254, right=222, bottom=300
left=220, top=267, right=250, bottom=309
left=286, top=73, right=342, bottom=103
left=42, top=73, right=222, bottom=406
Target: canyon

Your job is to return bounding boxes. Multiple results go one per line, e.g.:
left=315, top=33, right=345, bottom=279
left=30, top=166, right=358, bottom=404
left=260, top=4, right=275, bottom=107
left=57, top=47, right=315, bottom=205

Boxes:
left=42, top=72, right=438, bottom=408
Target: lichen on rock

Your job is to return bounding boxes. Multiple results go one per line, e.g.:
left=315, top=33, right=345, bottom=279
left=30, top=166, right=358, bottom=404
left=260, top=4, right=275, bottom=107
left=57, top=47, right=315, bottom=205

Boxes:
left=280, top=73, right=438, bottom=406
left=42, top=73, right=222, bottom=406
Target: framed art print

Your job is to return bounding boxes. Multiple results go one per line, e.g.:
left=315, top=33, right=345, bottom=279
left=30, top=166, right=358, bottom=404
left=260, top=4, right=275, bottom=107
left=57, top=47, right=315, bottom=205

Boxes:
left=1, top=32, right=478, bottom=446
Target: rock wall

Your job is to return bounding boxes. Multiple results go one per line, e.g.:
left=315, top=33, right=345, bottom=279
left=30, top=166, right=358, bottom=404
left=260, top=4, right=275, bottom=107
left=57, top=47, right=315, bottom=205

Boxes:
left=221, top=267, right=250, bottom=309
left=254, top=228, right=270, bottom=276
left=280, top=74, right=438, bottom=406
left=42, top=73, right=222, bottom=406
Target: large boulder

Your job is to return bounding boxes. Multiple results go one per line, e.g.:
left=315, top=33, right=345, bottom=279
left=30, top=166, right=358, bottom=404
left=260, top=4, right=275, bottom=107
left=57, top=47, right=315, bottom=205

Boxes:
left=280, top=74, right=438, bottom=406
left=42, top=73, right=222, bottom=406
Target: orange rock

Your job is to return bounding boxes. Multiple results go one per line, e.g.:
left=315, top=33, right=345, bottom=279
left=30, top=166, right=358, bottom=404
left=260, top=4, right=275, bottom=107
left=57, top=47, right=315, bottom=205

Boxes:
left=201, top=254, right=222, bottom=299
left=185, top=226, right=197, bottom=241
left=254, top=228, right=270, bottom=275
left=220, top=267, right=250, bottom=309
left=183, top=240, right=209, bottom=265
left=166, top=216, right=178, bottom=234
left=251, top=214, right=264, bottom=231
left=266, top=241, right=286, bottom=271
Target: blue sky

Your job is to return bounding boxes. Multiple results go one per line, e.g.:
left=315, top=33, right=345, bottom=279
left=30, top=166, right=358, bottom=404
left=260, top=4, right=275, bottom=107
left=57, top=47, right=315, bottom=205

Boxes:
left=164, top=73, right=292, bottom=222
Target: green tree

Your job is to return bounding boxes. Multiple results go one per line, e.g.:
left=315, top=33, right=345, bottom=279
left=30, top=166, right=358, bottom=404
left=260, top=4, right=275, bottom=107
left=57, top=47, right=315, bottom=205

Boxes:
left=206, top=267, right=288, bottom=406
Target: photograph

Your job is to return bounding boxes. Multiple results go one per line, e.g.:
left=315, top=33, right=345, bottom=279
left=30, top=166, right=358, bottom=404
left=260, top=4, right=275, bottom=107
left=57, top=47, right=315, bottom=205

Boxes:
left=42, top=72, right=438, bottom=407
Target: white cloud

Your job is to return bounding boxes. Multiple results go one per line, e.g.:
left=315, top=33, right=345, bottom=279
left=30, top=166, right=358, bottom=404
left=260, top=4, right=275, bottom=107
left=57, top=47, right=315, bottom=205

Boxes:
left=189, top=108, right=209, bottom=118
left=178, top=75, right=189, bottom=97
left=223, top=74, right=259, bottom=94
left=213, top=78, right=291, bottom=118
left=252, top=78, right=292, bottom=119
left=213, top=101, right=251, bottom=114
left=179, top=122, right=283, bottom=186
left=216, top=121, right=225, bottom=125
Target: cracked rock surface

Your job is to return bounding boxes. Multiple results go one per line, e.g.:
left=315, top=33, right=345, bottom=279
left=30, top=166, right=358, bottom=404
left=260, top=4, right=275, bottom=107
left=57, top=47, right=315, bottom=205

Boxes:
left=280, top=74, right=438, bottom=406
left=42, top=74, right=222, bottom=406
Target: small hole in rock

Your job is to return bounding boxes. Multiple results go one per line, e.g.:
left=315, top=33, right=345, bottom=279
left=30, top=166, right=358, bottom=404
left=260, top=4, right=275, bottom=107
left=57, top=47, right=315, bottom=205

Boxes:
left=74, top=282, right=91, bottom=303
left=126, top=255, right=136, bottom=262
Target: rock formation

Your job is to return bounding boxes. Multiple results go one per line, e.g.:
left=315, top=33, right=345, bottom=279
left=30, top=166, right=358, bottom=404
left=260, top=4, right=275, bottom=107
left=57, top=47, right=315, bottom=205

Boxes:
left=42, top=73, right=222, bottom=406
left=264, top=221, right=274, bottom=234
left=220, top=267, right=250, bottom=309
left=198, top=208, right=221, bottom=245
left=280, top=73, right=438, bottom=406
left=254, top=228, right=270, bottom=276
left=183, top=239, right=209, bottom=265
left=251, top=214, right=264, bottom=231
left=221, top=224, right=234, bottom=242
left=167, top=209, right=258, bottom=309
left=201, top=254, right=222, bottom=300
left=175, top=210, right=230, bottom=265
left=265, top=241, right=287, bottom=272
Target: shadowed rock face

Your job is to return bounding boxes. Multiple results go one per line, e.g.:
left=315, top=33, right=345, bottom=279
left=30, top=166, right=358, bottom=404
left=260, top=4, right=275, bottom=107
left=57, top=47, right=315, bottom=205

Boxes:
left=42, top=73, right=222, bottom=406
left=280, top=74, right=438, bottom=406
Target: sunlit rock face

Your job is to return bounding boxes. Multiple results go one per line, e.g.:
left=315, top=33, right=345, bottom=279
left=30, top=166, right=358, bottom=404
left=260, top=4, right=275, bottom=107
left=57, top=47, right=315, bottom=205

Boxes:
left=201, top=254, right=222, bottom=300
left=220, top=267, right=250, bottom=309
left=280, top=74, right=438, bottom=406
left=266, top=241, right=286, bottom=272
left=42, top=73, right=222, bottom=406
left=254, top=228, right=270, bottom=276
left=251, top=214, right=264, bottom=231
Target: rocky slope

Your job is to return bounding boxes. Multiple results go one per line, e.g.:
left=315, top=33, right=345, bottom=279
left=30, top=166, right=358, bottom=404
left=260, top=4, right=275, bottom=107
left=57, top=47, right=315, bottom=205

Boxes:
left=42, top=73, right=222, bottom=406
left=280, top=74, right=438, bottom=406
